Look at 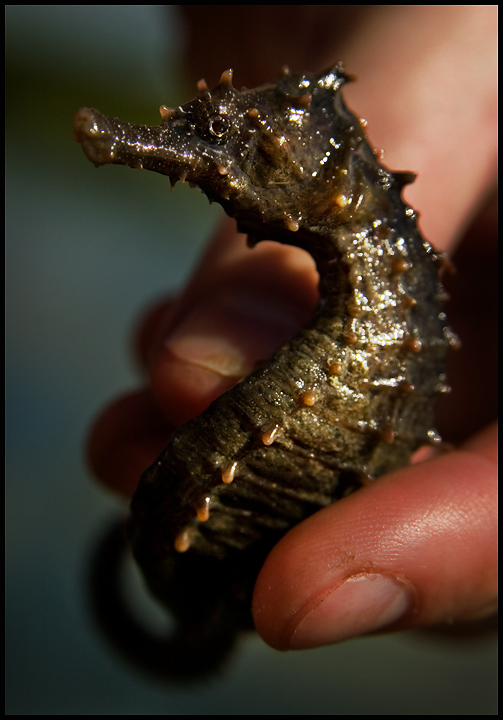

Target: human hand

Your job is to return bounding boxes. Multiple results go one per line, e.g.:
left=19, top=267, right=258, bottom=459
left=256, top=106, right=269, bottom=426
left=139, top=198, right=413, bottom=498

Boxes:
left=87, top=5, right=497, bottom=649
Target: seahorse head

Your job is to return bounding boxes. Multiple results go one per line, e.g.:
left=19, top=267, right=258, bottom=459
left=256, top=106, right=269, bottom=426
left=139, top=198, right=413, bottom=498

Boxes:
left=73, top=66, right=379, bottom=242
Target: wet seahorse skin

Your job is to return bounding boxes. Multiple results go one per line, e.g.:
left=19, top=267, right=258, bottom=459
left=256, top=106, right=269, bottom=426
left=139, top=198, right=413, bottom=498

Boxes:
left=74, top=66, right=453, bottom=678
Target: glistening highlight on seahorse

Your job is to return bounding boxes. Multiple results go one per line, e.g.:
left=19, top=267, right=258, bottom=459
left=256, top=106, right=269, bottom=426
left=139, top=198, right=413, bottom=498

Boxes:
left=74, top=65, right=454, bottom=679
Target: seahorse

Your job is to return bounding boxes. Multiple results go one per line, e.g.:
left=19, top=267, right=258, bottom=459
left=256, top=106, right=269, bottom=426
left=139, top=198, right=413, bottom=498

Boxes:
left=74, top=66, right=453, bottom=679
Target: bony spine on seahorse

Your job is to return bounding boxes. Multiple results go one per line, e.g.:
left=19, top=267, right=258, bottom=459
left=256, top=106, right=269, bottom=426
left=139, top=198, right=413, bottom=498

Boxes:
left=75, top=65, right=453, bottom=678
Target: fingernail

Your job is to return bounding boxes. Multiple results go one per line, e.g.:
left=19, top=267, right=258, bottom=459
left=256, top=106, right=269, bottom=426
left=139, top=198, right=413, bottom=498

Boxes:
left=288, top=573, right=414, bottom=649
left=165, top=290, right=301, bottom=377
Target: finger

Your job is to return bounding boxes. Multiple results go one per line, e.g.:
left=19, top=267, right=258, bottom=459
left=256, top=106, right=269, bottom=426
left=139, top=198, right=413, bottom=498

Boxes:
left=86, top=389, right=174, bottom=498
left=336, top=5, right=497, bottom=251
left=147, top=217, right=319, bottom=426
left=133, top=297, right=176, bottom=372
left=252, top=423, right=497, bottom=650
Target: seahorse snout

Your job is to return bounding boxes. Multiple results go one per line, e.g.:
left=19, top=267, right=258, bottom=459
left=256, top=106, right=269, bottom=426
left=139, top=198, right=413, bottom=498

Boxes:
left=73, top=108, right=115, bottom=166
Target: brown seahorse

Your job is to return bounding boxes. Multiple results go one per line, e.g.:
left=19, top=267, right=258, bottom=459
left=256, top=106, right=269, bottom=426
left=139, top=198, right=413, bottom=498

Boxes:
left=74, top=66, right=453, bottom=679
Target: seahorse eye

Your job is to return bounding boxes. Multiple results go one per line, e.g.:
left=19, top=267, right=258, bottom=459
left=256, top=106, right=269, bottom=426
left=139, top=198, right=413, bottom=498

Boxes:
left=209, top=113, right=229, bottom=138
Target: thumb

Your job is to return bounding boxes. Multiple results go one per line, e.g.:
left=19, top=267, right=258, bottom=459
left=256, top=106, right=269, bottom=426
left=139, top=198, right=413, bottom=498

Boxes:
left=252, top=424, right=497, bottom=650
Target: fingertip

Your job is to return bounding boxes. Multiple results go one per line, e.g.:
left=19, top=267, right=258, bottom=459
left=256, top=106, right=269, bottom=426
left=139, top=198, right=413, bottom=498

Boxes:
left=145, top=229, right=319, bottom=425
left=252, top=451, right=497, bottom=649
left=86, top=389, right=173, bottom=497
left=132, top=297, right=177, bottom=372
left=149, top=348, right=241, bottom=426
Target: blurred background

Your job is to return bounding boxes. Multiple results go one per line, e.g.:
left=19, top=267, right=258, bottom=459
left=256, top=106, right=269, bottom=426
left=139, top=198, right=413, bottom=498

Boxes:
left=6, top=5, right=497, bottom=714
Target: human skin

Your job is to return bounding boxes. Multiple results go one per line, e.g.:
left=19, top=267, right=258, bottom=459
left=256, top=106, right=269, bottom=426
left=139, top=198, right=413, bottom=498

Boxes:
left=87, top=6, right=497, bottom=649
